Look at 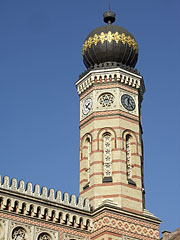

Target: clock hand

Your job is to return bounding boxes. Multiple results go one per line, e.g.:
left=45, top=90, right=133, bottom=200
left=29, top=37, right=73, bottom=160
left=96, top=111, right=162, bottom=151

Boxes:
left=127, top=98, right=129, bottom=105
left=85, top=102, right=90, bottom=107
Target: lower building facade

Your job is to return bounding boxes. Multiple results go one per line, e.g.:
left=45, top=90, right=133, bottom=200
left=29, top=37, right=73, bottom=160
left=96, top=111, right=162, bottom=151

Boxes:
left=0, top=176, right=160, bottom=240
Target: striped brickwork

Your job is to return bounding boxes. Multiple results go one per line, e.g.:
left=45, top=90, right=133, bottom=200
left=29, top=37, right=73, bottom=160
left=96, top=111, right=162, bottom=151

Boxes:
left=91, top=206, right=160, bottom=240
left=77, top=68, right=145, bottom=212
left=79, top=113, right=144, bottom=213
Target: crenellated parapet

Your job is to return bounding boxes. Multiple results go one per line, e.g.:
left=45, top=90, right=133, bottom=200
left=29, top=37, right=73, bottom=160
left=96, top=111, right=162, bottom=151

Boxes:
left=0, top=175, right=93, bottom=232
left=0, top=175, right=91, bottom=211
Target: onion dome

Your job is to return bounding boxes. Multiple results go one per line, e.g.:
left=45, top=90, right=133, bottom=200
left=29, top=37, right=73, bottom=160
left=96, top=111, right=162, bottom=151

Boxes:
left=82, top=8, right=138, bottom=69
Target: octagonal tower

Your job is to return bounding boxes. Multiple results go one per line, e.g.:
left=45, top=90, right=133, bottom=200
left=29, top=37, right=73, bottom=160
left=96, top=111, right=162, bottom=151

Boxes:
left=76, top=8, right=146, bottom=213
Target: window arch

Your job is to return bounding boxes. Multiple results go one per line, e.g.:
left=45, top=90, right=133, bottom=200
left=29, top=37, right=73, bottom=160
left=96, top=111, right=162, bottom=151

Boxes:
left=81, top=135, right=92, bottom=190
left=38, top=232, right=51, bottom=240
left=12, top=227, right=26, bottom=240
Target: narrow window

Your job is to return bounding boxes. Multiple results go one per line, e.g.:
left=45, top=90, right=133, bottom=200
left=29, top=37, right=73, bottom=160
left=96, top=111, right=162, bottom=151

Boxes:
left=87, top=138, right=91, bottom=183
left=83, top=138, right=91, bottom=189
left=103, top=134, right=112, bottom=183
left=126, top=135, right=136, bottom=185
left=126, top=135, right=132, bottom=180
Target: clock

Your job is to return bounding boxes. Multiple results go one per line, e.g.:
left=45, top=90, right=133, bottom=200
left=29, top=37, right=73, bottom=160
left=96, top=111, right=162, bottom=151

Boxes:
left=121, top=94, right=136, bottom=111
left=82, top=98, right=92, bottom=115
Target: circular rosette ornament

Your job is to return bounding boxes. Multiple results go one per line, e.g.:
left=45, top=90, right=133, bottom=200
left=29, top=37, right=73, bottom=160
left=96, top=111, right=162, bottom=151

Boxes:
left=99, top=93, right=114, bottom=107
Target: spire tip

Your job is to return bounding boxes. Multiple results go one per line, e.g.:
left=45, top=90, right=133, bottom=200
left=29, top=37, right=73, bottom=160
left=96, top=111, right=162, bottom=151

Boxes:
left=103, top=0, right=116, bottom=25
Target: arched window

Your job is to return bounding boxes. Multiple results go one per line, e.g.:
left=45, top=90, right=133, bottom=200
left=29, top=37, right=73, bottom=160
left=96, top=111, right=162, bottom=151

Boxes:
left=103, top=133, right=112, bottom=182
left=126, top=134, right=136, bottom=185
left=83, top=137, right=91, bottom=189
left=38, top=232, right=51, bottom=240
left=12, top=227, right=26, bottom=240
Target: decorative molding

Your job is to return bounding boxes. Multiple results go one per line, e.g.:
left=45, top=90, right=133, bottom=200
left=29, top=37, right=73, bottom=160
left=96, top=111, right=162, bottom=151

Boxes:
left=122, top=236, right=139, bottom=240
left=0, top=217, right=60, bottom=240
left=76, top=68, right=145, bottom=99
left=35, top=226, right=58, bottom=240
left=92, top=215, right=159, bottom=239
left=0, top=196, right=93, bottom=232
left=99, top=93, right=114, bottom=107
left=9, top=220, right=33, bottom=240
left=82, top=31, right=138, bottom=56
left=78, top=62, right=140, bottom=81
left=103, top=134, right=112, bottom=178
left=12, top=226, right=27, bottom=239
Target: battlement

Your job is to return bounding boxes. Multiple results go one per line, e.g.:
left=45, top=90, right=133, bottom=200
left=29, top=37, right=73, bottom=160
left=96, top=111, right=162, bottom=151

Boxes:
left=0, top=175, right=91, bottom=212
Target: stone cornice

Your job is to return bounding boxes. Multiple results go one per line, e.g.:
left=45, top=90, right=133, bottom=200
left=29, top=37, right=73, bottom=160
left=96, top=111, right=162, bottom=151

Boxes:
left=92, top=201, right=161, bottom=225
left=79, top=111, right=140, bottom=129
left=78, top=63, right=140, bottom=80
left=76, top=67, right=145, bottom=99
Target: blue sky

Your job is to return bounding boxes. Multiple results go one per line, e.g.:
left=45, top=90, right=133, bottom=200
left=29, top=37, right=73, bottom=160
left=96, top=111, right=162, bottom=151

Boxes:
left=0, top=0, right=179, bottom=236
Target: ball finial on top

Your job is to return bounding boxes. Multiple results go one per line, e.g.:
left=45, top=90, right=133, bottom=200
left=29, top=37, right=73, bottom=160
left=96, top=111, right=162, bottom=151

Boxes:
left=103, top=0, right=116, bottom=24
left=82, top=0, right=139, bottom=69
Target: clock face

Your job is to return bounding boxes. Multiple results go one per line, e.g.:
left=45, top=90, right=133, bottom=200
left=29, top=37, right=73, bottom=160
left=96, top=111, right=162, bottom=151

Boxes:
left=121, top=94, right=136, bottom=111
left=82, top=98, right=92, bottom=115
